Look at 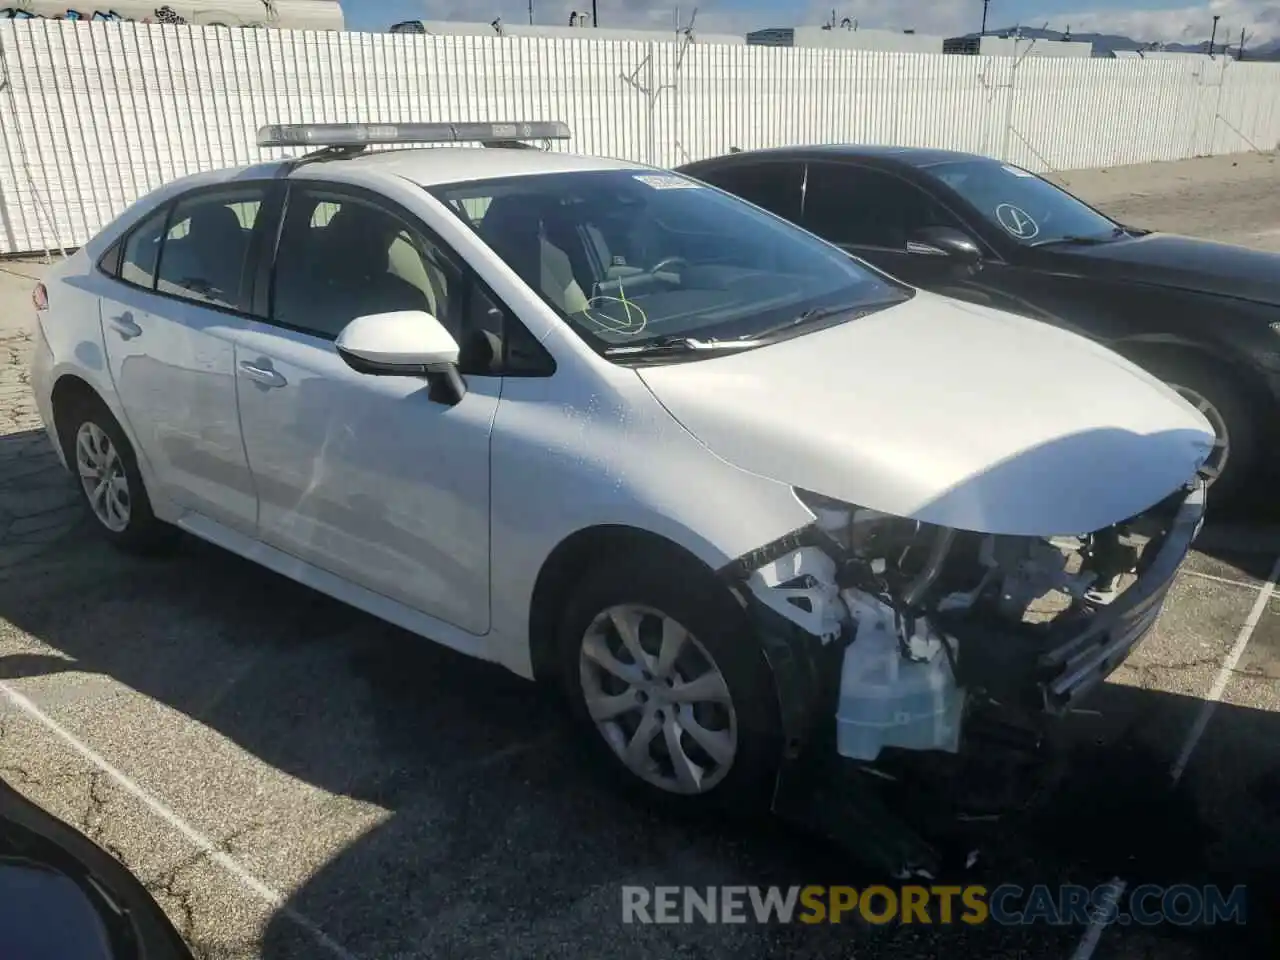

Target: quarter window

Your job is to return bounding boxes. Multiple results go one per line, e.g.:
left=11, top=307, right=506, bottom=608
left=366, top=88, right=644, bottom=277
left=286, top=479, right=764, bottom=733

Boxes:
left=154, top=188, right=265, bottom=310
left=119, top=208, right=167, bottom=288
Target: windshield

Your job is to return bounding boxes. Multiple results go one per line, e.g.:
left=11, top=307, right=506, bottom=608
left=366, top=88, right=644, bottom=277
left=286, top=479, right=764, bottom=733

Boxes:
left=923, top=159, right=1121, bottom=246
left=428, top=168, right=909, bottom=352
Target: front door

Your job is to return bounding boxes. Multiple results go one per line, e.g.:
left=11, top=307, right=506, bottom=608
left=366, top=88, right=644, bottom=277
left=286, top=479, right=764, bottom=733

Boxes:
left=232, top=184, right=496, bottom=636
left=99, top=185, right=266, bottom=533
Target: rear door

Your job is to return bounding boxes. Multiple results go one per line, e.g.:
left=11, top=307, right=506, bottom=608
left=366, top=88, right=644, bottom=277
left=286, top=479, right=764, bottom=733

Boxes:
left=98, top=185, right=268, bottom=533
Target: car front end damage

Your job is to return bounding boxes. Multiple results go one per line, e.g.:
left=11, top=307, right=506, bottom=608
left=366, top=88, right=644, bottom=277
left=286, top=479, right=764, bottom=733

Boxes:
left=719, top=478, right=1207, bottom=877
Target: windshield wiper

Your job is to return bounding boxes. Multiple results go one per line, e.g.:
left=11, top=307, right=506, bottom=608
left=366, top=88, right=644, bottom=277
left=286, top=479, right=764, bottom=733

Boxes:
left=602, top=336, right=764, bottom=358
left=1030, top=226, right=1130, bottom=248
left=747, top=299, right=900, bottom=339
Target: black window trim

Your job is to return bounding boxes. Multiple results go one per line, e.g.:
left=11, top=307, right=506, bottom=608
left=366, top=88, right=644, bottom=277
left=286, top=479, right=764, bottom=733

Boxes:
left=265, top=180, right=555, bottom=378
left=107, top=180, right=279, bottom=321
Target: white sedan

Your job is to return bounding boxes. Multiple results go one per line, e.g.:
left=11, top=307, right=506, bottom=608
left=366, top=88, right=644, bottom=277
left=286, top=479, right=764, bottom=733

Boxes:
left=28, top=122, right=1212, bottom=869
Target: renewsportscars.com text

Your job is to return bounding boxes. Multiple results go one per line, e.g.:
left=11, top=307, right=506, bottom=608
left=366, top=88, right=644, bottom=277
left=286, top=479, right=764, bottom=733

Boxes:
left=621, top=884, right=1248, bottom=927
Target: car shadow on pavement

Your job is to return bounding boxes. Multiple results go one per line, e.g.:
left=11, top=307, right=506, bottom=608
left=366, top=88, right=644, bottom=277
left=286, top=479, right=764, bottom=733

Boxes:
left=0, top=520, right=1275, bottom=959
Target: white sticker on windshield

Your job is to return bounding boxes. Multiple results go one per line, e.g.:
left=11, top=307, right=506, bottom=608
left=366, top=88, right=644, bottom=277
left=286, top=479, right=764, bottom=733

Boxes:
left=633, top=174, right=702, bottom=190
left=995, top=203, right=1039, bottom=240
left=1002, top=164, right=1035, bottom=178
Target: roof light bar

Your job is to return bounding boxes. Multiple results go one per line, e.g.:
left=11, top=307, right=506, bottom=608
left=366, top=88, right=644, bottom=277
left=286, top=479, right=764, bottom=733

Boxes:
left=256, top=121, right=572, bottom=149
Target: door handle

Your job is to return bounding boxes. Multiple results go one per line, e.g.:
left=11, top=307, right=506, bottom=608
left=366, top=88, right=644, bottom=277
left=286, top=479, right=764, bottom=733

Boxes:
left=108, top=312, right=142, bottom=340
left=238, top=359, right=287, bottom=389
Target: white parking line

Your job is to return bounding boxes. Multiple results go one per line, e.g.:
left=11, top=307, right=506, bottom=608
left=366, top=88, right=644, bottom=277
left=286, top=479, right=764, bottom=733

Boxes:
left=0, top=678, right=360, bottom=960
left=1068, top=551, right=1280, bottom=960
left=1181, top=568, right=1267, bottom=591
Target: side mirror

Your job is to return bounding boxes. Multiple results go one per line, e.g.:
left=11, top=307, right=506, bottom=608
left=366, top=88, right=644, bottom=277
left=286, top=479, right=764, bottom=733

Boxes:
left=335, top=310, right=467, bottom=405
left=905, top=226, right=982, bottom=266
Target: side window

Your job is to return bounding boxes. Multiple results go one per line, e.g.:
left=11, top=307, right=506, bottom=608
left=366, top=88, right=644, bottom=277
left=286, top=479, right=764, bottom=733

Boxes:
left=272, top=187, right=460, bottom=342
left=697, top=161, right=804, bottom=223
left=802, top=162, right=960, bottom=249
left=119, top=208, right=167, bottom=288
left=154, top=187, right=265, bottom=310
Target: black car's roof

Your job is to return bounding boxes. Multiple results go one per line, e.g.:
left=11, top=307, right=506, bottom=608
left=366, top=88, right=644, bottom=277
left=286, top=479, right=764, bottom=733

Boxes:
left=685, top=144, right=990, bottom=168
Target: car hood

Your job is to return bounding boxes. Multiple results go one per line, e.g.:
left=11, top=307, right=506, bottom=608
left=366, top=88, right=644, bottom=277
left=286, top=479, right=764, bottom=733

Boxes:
left=636, top=293, right=1215, bottom=537
left=1046, top=232, right=1280, bottom=307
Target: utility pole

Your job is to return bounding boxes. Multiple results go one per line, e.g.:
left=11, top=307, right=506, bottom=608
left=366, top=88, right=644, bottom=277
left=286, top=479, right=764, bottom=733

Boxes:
left=1209, top=14, right=1220, bottom=55
left=591, top=0, right=598, bottom=26
left=527, top=0, right=533, bottom=25
left=1239, top=26, right=1246, bottom=59
left=981, top=0, right=990, bottom=35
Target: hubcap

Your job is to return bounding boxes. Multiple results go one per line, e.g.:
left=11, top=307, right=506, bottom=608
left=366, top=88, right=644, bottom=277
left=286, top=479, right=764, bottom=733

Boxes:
left=75, top=422, right=131, bottom=532
left=1169, top=384, right=1229, bottom=483
left=578, top=604, right=738, bottom=795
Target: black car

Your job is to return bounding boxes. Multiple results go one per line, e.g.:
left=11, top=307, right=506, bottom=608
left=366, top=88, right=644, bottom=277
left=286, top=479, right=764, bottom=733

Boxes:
left=677, top=145, right=1280, bottom=501
left=0, top=774, right=194, bottom=960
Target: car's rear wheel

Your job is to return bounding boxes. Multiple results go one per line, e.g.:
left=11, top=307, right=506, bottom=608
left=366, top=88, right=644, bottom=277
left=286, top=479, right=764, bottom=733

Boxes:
left=558, top=551, right=782, bottom=814
left=63, top=396, right=176, bottom=554
left=1138, top=354, right=1258, bottom=504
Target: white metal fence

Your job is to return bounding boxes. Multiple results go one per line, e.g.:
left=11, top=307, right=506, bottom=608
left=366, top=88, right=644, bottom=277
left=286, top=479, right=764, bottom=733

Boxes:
left=2, top=20, right=1279, bottom=255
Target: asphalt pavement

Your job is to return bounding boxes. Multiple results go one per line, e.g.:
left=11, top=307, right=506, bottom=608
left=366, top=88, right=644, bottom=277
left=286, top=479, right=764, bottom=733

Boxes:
left=1, top=153, right=1278, bottom=960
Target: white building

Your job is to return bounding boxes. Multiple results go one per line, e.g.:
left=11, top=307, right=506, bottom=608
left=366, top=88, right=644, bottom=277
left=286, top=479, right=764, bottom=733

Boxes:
left=747, top=25, right=944, bottom=54
left=944, top=35, right=1094, bottom=58
left=392, top=19, right=745, bottom=45
left=0, top=0, right=343, bottom=29
left=1113, top=49, right=1234, bottom=60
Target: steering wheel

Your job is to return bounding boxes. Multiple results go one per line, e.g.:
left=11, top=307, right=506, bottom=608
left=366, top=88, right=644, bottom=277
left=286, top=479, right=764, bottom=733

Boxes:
left=650, top=256, right=689, bottom=276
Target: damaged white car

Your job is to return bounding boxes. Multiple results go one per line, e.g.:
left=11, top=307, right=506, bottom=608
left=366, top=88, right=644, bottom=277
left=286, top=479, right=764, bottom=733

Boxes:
left=30, top=123, right=1213, bottom=873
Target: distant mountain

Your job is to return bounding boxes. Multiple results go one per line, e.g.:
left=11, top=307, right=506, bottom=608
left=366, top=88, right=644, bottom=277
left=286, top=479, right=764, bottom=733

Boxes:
left=964, top=25, right=1280, bottom=60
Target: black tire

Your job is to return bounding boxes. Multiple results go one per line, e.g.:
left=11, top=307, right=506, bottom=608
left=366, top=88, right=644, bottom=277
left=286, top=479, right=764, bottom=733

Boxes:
left=60, top=394, right=177, bottom=555
left=1134, top=353, right=1259, bottom=505
left=557, top=548, right=782, bottom=816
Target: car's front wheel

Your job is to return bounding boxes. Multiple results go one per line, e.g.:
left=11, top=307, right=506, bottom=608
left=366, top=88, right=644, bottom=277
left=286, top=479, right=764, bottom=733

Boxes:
left=62, top=396, right=176, bottom=554
left=558, top=550, right=782, bottom=813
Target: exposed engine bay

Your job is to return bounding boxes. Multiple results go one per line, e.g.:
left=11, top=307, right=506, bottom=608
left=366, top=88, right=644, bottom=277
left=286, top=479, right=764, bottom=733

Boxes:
left=739, top=481, right=1204, bottom=764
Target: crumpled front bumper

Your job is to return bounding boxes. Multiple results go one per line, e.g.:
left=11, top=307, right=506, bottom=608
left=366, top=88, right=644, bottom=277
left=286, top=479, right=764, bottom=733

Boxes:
left=1039, top=478, right=1206, bottom=711
left=738, top=478, right=1207, bottom=876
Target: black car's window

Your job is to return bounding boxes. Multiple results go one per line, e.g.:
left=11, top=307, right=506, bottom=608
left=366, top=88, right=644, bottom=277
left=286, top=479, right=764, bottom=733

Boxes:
left=154, top=188, right=264, bottom=311
left=429, top=168, right=908, bottom=352
left=923, top=158, right=1119, bottom=245
left=273, top=187, right=460, bottom=341
left=694, top=161, right=805, bottom=222
left=119, top=208, right=167, bottom=288
left=801, top=161, right=962, bottom=249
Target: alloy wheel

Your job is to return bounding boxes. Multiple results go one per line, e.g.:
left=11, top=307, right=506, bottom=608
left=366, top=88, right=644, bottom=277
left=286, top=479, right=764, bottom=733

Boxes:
left=578, top=603, right=738, bottom=795
left=75, top=421, right=131, bottom=532
left=1169, top=383, right=1229, bottom=484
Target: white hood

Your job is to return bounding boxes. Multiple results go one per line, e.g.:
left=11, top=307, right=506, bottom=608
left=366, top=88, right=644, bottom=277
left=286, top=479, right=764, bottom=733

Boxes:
left=637, top=292, right=1215, bottom=537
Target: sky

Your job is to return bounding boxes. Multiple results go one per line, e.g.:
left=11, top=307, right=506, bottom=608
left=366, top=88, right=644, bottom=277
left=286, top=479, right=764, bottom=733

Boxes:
left=338, top=0, right=1280, bottom=45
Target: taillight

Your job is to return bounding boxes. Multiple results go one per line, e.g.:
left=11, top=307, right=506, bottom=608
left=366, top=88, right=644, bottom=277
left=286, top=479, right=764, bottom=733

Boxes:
left=32, top=282, right=47, bottom=312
